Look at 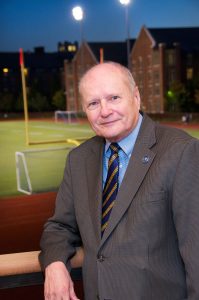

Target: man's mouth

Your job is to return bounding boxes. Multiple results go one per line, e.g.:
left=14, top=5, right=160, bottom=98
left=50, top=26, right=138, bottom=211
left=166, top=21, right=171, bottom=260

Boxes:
left=100, top=119, right=119, bottom=126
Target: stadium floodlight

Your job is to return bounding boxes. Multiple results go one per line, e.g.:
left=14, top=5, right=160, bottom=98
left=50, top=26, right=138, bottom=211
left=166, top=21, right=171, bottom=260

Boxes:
left=72, top=6, right=84, bottom=46
left=119, top=0, right=130, bottom=4
left=72, top=6, right=83, bottom=21
left=119, top=0, right=131, bottom=68
left=72, top=5, right=85, bottom=103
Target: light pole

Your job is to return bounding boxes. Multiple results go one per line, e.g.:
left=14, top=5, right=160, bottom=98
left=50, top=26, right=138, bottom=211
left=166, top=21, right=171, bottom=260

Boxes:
left=72, top=6, right=84, bottom=72
left=72, top=6, right=84, bottom=111
left=72, top=6, right=84, bottom=48
left=119, top=0, right=131, bottom=69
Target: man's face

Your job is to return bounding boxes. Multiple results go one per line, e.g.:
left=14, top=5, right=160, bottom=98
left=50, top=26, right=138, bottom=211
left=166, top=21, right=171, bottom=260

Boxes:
left=81, top=64, right=140, bottom=142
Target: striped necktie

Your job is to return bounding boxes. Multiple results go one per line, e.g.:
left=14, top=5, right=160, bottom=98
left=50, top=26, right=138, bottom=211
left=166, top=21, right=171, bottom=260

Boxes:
left=101, top=143, right=120, bottom=236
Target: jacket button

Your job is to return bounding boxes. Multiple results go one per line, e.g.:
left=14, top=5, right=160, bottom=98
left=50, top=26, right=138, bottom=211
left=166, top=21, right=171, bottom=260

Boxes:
left=97, top=254, right=105, bottom=262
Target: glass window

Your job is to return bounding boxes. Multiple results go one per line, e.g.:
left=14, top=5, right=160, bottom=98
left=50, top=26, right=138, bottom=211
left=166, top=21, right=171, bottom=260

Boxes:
left=187, top=68, right=193, bottom=80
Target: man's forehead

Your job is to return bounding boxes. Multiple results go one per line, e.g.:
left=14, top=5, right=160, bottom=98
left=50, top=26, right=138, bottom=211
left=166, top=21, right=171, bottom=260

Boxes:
left=83, top=65, right=123, bottom=86
left=88, top=64, right=120, bottom=76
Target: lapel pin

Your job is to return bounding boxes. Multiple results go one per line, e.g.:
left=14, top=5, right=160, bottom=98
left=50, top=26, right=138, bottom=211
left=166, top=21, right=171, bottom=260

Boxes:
left=142, top=155, right=150, bottom=164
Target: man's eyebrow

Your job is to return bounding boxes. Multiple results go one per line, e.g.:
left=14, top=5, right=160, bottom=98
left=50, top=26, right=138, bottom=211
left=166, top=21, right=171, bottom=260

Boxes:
left=92, top=97, right=100, bottom=101
left=105, top=93, right=121, bottom=98
left=88, top=98, right=100, bottom=103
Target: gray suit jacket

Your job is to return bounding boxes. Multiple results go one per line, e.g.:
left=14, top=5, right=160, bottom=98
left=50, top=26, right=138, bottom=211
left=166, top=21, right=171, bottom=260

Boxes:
left=40, top=114, right=199, bottom=300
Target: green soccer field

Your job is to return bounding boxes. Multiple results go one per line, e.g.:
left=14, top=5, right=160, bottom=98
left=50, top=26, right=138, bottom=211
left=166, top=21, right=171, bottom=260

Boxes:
left=0, top=120, right=94, bottom=197
left=0, top=120, right=198, bottom=197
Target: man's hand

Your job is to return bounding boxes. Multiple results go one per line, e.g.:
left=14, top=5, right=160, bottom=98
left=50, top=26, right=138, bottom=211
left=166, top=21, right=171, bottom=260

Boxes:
left=44, top=261, right=80, bottom=300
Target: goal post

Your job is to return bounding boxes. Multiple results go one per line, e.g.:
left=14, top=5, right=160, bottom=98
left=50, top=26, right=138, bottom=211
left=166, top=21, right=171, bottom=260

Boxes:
left=16, top=151, right=32, bottom=195
left=15, top=146, right=75, bottom=195
left=55, top=110, right=78, bottom=123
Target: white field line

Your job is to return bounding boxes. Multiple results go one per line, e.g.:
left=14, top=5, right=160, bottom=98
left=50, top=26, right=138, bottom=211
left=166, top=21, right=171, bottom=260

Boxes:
left=29, top=131, right=43, bottom=135
left=47, top=134, right=66, bottom=138
left=0, top=128, right=10, bottom=131
left=12, top=129, right=24, bottom=133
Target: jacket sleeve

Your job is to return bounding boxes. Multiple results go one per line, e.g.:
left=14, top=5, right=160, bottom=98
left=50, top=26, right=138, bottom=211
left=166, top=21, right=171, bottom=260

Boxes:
left=39, top=151, right=82, bottom=271
left=172, top=138, right=199, bottom=299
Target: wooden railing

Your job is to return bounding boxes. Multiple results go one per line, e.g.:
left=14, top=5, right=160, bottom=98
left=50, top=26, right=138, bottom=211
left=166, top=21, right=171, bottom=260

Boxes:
left=0, top=248, right=84, bottom=289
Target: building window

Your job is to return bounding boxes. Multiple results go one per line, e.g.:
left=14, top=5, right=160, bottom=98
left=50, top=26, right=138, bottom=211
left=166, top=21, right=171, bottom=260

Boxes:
left=187, top=68, right=193, bottom=80
left=167, top=52, right=175, bottom=66
left=138, top=56, right=143, bottom=70
left=152, top=51, right=159, bottom=65
left=148, top=87, right=153, bottom=97
left=147, top=55, right=152, bottom=67
left=187, top=54, right=193, bottom=66
left=168, top=53, right=174, bottom=66
left=154, top=87, right=160, bottom=96
left=168, top=69, right=176, bottom=83
left=69, top=87, right=74, bottom=97
left=68, top=45, right=76, bottom=52
left=148, top=71, right=152, bottom=82
left=132, top=60, right=136, bottom=70
left=153, top=72, right=159, bottom=83
left=59, top=45, right=65, bottom=52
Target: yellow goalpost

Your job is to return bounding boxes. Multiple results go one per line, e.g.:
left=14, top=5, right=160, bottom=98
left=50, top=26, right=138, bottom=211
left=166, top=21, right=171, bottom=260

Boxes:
left=19, top=48, right=82, bottom=147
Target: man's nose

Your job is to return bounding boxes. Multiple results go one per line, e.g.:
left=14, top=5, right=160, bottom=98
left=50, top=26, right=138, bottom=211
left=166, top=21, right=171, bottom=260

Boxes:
left=100, top=100, right=112, bottom=117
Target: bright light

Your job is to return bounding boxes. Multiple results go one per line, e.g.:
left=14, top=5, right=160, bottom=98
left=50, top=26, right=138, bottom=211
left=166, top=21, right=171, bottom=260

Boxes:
left=3, top=68, right=9, bottom=73
left=72, top=6, right=83, bottom=21
left=119, top=0, right=130, bottom=5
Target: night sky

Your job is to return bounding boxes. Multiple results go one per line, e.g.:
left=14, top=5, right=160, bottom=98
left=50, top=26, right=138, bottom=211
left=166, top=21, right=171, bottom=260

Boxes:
left=1, top=0, right=199, bottom=52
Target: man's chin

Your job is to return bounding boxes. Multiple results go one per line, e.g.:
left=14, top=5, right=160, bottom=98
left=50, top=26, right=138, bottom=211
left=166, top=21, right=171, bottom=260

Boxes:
left=102, top=132, right=119, bottom=141
left=94, top=126, right=121, bottom=140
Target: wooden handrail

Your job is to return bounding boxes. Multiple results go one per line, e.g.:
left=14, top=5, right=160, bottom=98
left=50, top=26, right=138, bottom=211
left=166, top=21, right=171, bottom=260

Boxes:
left=0, top=247, right=84, bottom=276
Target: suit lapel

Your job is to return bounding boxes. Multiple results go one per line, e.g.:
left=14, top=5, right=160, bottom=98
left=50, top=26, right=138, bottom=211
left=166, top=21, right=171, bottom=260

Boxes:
left=86, top=137, right=104, bottom=245
left=100, top=115, right=157, bottom=247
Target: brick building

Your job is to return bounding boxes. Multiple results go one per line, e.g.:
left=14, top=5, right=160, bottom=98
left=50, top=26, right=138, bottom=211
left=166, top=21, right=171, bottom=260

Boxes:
left=131, top=26, right=199, bottom=113
left=1, top=27, right=198, bottom=114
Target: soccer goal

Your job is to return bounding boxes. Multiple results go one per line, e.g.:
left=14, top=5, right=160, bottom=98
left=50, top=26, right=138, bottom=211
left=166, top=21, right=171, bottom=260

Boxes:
left=55, top=110, right=78, bottom=123
left=15, top=146, right=75, bottom=195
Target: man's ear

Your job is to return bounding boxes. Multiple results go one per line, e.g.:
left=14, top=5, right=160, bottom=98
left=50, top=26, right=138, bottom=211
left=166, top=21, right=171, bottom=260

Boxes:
left=134, top=86, right=141, bottom=109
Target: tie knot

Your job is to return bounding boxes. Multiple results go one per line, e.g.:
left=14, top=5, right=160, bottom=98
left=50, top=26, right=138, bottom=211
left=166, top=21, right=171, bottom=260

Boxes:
left=110, top=143, right=120, bottom=154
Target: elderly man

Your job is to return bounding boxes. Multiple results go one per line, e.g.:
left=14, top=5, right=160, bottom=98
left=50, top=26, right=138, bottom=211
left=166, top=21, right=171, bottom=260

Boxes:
left=40, top=62, right=199, bottom=300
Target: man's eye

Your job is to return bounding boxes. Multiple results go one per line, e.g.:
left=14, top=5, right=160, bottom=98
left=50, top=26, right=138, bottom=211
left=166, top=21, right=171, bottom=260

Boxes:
left=109, top=95, right=120, bottom=102
left=88, top=101, right=99, bottom=110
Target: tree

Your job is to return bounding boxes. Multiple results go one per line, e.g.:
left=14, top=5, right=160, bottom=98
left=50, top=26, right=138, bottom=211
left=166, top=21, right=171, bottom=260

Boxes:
left=28, top=89, right=50, bottom=112
left=166, top=81, right=186, bottom=112
left=193, top=77, right=199, bottom=112
left=0, top=92, right=15, bottom=112
left=181, top=79, right=197, bottom=112
left=52, top=89, right=66, bottom=110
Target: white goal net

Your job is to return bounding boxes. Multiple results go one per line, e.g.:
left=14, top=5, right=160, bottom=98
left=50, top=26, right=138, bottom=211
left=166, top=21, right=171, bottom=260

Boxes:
left=15, top=146, right=75, bottom=195
left=54, top=110, right=78, bottom=123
